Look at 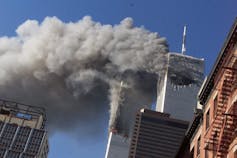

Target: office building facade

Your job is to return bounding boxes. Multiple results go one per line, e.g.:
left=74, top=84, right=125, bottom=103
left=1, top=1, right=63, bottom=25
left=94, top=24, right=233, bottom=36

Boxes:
left=0, top=99, right=48, bottom=158
left=129, top=109, right=189, bottom=158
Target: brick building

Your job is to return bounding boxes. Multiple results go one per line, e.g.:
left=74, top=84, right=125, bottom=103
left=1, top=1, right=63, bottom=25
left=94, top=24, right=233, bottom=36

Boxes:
left=177, top=18, right=237, bottom=158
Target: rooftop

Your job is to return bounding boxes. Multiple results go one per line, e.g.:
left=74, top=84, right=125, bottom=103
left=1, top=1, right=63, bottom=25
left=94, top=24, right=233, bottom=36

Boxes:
left=0, top=99, right=46, bottom=129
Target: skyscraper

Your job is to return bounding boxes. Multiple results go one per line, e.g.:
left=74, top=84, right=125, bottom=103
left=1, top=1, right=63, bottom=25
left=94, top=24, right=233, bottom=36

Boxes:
left=105, top=73, right=157, bottom=158
left=156, top=53, right=204, bottom=121
left=0, top=99, right=48, bottom=158
left=129, top=108, right=189, bottom=158
left=105, top=54, right=204, bottom=158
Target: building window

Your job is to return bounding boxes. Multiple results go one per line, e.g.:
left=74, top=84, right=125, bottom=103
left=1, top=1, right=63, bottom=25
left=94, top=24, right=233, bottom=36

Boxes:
left=206, top=110, right=210, bottom=130
left=197, top=136, right=201, bottom=157
left=213, top=95, right=218, bottom=117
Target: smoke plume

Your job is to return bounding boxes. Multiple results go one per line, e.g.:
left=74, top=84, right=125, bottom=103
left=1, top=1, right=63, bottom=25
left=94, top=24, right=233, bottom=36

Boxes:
left=0, top=16, right=168, bottom=136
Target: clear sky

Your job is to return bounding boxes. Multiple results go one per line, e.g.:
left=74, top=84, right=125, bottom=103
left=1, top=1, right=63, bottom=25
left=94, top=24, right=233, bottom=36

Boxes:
left=0, top=0, right=236, bottom=158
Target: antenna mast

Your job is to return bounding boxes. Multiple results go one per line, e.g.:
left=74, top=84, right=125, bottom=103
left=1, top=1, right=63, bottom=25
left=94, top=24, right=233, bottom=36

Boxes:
left=181, top=25, right=187, bottom=55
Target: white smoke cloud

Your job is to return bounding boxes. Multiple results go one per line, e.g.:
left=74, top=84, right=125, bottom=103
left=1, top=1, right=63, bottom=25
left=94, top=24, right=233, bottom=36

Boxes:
left=0, top=16, right=168, bottom=136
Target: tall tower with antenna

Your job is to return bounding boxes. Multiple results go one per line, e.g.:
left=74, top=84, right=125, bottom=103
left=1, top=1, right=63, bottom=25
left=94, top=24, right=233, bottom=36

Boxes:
left=156, top=25, right=205, bottom=121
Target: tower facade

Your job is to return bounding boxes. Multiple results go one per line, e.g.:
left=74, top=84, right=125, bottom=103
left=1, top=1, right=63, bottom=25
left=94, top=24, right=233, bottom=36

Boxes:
left=0, top=99, right=48, bottom=158
left=105, top=72, right=157, bottom=158
left=156, top=53, right=204, bottom=121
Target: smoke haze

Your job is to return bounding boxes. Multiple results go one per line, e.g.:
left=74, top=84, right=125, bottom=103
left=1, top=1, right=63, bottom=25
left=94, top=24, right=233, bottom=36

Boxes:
left=0, top=16, right=168, bottom=136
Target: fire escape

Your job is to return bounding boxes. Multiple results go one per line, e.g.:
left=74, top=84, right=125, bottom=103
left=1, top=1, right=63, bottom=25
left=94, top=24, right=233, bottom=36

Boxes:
left=205, top=68, right=237, bottom=157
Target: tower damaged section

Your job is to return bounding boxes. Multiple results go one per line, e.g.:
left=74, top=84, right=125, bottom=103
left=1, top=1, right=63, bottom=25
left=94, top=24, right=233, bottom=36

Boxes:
left=106, top=71, right=159, bottom=158
left=109, top=71, right=158, bottom=136
left=156, top=53, right=204, bottom=121
left=168, top=53, right=204, bottom=87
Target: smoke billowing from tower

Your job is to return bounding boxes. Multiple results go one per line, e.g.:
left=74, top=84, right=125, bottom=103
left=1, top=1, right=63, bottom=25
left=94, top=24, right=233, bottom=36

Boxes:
left=0, top=16, right=168, bottom=136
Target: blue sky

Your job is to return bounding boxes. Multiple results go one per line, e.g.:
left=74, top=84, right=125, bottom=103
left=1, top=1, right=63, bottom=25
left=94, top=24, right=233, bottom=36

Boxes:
left=0, top=0, right=236, bottom=158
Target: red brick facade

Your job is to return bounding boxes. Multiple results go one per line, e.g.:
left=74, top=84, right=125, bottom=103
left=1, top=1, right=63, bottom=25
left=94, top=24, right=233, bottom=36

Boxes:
left=192, top=19, right=237, bottom=158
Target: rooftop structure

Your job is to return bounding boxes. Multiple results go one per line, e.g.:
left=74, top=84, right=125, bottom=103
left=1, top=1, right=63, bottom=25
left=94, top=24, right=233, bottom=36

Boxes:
left=0, top=99, right=49, bottom=158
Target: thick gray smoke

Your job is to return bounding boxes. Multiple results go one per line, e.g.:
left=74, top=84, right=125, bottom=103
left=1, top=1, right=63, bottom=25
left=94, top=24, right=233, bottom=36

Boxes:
left=0, top=16, right=168, bottom=136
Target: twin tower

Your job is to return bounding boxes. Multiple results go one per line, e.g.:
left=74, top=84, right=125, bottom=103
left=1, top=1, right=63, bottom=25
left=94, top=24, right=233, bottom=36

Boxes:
left=105, top=51, right=205, bottom=158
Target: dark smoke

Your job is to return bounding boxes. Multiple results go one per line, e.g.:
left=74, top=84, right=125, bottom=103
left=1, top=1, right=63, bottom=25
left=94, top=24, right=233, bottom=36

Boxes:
left=0, top=16, right=168, bottom=136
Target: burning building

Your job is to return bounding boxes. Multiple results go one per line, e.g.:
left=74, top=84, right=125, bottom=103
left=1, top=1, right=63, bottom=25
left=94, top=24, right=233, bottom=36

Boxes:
left=0, top=16, right=170, bottom=158
left=105, top=72, right=158, bottom=158
left=105, top=25, right=204, bottom=158
left=0, top=16, right=205, bottom=157
left=0, top=99, right=48, bottom=158
left=156, top=52, right=204, bottom=121
left=156, top=26, right=204, bottom=122
left=0, top=16, right=168, bottom=136
left=105, top=53, right=204, bottom=158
